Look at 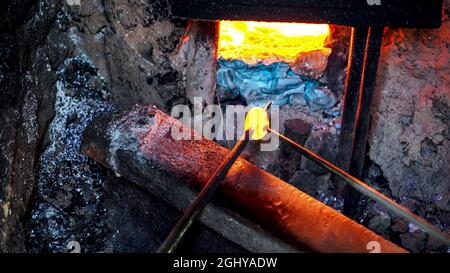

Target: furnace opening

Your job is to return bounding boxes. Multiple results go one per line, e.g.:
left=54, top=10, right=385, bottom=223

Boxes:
left=218, top=21, right=331, bottom=64
left=216, top=20, right=338, bottom=116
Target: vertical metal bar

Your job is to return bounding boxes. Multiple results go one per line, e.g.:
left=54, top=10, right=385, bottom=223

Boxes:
left=337, top=27, right=369, bottom=172
left=349, top=27, right=384, bottom=181
left=337, top=27, right=369, bottom=217
left=340, top=27, right=384, bottom=218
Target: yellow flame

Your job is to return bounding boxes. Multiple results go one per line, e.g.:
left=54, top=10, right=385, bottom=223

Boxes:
left=218, top=21, right=330, bottom=64
left=244, top=107, right=269, bottom=140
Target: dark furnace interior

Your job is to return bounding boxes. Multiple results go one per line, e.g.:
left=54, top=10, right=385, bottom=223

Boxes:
left=0, top=0, right=449, bottom=253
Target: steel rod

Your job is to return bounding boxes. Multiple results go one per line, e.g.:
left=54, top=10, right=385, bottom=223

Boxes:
left=269, top=128, right=450, bottom=246
left=157, top=130, right=250, bottom=253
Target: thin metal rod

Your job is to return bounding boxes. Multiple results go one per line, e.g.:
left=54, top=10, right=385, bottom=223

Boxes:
left=157, top=131, right=250, bottom=253
left=269, top=128, right=450, bottom=246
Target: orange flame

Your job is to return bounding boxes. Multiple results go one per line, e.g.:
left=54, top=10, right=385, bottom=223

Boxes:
left=244, top=107, right=269, bottom=140
left=218, top=21, right=330, bottom=64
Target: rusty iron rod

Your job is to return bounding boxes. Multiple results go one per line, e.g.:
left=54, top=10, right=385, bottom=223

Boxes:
left=269, top=128, right=450, bottom=246
left=158, top=130, right=250, bottom=253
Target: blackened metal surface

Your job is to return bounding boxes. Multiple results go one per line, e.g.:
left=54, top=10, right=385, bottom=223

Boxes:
left=169, top=0, right=443, bottom=28
left=337, top=27, right=384, bottom=218
left=337, top=27, right=369, bottom=176
left=342, top=27, right=384, bottom=218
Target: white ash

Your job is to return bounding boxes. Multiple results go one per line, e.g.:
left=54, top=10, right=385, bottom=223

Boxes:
left=22, top=72, right=39, bottom=145
left=29, top=54, right=112, bottom=252
left=317, top=192, right=344, bottom=212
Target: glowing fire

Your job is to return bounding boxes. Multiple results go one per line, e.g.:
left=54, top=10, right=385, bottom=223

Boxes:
left=218, top=21, right=330, bottom=64
left=244, top=107, right=269, bottom=140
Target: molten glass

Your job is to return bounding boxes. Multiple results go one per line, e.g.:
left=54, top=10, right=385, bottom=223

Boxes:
left=218, top=21, right=330, bottom=64
left=244, top=107, right=269, bottom=140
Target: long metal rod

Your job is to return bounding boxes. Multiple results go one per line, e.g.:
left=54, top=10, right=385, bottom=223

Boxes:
left=269, top=128, right=450, bottom=246
left=157, top=130, right=250, bottom=253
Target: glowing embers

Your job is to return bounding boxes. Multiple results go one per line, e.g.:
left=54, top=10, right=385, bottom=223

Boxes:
left=218, top=21, right=330, bottom=64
